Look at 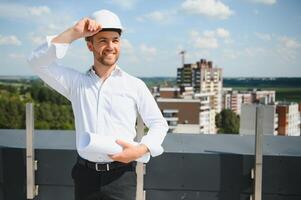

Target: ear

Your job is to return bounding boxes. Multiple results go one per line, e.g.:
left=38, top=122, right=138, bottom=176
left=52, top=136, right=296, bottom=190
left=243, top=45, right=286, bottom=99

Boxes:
left=86, top=41, right=94, bottom=52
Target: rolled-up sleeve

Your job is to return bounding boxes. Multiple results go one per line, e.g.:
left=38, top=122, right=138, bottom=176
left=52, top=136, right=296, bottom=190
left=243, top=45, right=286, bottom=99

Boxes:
left=137, top=81, right=169, bottom=157
left=27, top=35, right=80, bottom=100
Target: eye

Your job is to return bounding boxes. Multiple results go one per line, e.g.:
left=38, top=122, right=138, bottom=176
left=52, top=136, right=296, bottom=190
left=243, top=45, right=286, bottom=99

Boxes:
left=113, top=39, right=120, bottom=43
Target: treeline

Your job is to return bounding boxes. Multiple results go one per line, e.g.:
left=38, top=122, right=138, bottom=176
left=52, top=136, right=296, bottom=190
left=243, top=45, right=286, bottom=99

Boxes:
left=223, top=77, right=301, bottom=88
left=0, top=80, right=74, bottom=129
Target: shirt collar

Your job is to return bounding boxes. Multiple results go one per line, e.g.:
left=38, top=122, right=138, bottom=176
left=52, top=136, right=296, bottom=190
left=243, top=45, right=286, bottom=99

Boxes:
left=88, top=65, right=123, bottom=79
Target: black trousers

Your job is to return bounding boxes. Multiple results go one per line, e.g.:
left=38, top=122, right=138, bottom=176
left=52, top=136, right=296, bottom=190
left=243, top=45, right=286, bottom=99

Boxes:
left=71, top=161, right=137, bottom=200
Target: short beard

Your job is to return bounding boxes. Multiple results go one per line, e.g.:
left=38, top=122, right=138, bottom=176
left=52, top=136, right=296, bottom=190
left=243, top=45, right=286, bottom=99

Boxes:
left=97, top=55, right=119, bottom=67
left=93, top=51, right=119, bottom=67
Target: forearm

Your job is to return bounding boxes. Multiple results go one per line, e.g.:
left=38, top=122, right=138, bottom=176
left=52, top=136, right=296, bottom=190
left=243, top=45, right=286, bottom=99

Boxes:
left=51, top=17, right=101, bottom=44
left=52, top=27, right=81, bottom=44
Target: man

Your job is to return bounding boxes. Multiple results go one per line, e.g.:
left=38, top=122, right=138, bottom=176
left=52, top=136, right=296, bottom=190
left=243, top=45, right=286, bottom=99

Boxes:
left=28, top=9, right=168, bottom=200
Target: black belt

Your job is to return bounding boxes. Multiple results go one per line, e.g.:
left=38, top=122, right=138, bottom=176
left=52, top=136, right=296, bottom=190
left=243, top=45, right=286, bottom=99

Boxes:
left=77, top=156, right=134, bottom=172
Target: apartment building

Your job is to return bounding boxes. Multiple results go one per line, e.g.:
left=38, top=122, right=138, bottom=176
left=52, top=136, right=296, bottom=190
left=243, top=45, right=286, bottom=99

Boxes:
left=157, top=98, right=200, bottom=134
left=222, top=89, right=252, bottom=115
left=276, top=102, right=301, bottom=136
left=195, top=92, right=216, bottom=134
left=222, top=88, right=275, bottom=115
left=252, top=89, right=275, bottom=104
left=177, top=59, right=223, bottom=113
left=156, top=86, right=216, bottom=134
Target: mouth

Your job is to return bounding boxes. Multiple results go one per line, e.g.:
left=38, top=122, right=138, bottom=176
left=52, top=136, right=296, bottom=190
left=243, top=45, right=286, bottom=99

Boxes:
left=103, top=51, right=115, bottom=57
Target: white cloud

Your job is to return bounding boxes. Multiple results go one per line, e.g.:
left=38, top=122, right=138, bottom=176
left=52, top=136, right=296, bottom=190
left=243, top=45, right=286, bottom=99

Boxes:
left=222, top=49, right=240, bottom=59
left=195, top=35, right=219, bottom=49
left=279, top=36, right=301, bottom=49
left=276, top=36, right=301, bottom=62
left=181, top=0, right=234, bottom=20
left=244, top=47, right=265, bottom=57
left=146, top=11, right=167, bottom=22
left=120, top=40, right=157, bottom=63
left=8, top=53, right=26, bottom=59
left=140, top=44, right=157, bottom=57
left=110, top=0, right=138, bottom=10
left=216, top=28, right=230, bottom=38
left=120, top=38, right=138, bottom=63
left=190, top=28, right=231, bottom=49
left=248, top=0, right=277, bottom=5
left=122, top=39, right=134, bottom=54
left=255, top=32, right=272, bottom=41
left=28, top=6, right=51, bottom=16
left=0, top=2, right=73, bottom=35
left=0, top=35, right=22, bottom=46
left=203, top=30, right=215, bottom=37
left=28, top=34, right=45, bottom=45
left=138, top=10, right=176, bottom=23
left=0, top=3, right=51, bottom=20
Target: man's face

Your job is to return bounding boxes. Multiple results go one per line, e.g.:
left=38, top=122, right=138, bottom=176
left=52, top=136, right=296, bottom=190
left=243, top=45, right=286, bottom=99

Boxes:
left=88, top=31, right=121, bottom=67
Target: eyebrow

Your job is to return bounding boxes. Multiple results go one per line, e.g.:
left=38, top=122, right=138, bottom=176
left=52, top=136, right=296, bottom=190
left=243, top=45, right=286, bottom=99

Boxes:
left=97, top=36, right=120, bottom=40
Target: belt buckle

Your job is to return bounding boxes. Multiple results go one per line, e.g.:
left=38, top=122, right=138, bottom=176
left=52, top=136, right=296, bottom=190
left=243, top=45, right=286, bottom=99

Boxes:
left=95, top=163, right=110, bottom=172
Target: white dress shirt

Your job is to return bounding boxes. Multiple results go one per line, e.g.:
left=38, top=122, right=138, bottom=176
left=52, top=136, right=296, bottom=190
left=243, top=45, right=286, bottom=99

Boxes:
left=27, top=36, right=169, bottom=163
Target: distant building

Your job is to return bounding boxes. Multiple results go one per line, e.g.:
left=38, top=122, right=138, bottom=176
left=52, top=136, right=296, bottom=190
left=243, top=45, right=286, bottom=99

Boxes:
left=239, top=104, right=278, bottom=135
left=276, top=102, right=301, bottom=136
left=157, top=98, right=200, bottom=134
left=222, top=89, right=252, bottom=115
left=158, top=87, right=180, bottom=98
left=252, top=89, right=275, bottom=104
left=177, top=59, right=223, bottom=113
left=222, top=88, right=275, bottom=115
left=156, top=86, right=216, bottom=134
left=195, top=92, right=216, bottom=134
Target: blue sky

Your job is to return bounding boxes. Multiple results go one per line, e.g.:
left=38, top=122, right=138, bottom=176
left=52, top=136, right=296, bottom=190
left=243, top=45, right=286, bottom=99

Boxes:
left=0, top=0, right=300, bottom=77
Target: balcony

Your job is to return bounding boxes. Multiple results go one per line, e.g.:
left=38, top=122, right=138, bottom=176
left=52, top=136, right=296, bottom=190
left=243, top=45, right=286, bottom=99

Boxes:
left=165, top=117, right=179, bottom=121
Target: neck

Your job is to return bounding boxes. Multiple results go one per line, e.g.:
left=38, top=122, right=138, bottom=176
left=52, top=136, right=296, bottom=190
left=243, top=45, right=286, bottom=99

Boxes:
left=93, top=61, right=117, bottom=81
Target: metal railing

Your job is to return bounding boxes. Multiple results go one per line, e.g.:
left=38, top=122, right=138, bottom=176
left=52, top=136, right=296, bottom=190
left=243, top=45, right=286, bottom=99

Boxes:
left=136, top=115, right=146, bottom=200
left=250, top=106, right=264, bottom=200
left=26, top=103, right=38, bottom=199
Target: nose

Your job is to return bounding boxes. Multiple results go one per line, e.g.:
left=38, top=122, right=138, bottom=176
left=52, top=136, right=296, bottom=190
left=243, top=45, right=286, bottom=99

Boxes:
left=107, top=41, right=114, bottom=49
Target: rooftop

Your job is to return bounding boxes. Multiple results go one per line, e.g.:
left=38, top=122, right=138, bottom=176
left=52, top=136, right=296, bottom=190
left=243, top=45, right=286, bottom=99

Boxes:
left=1, top=130, right=301, bottom=200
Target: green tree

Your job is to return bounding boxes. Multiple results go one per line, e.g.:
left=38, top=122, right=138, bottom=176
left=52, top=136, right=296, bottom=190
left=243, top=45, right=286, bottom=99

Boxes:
left=215, top=109, right=240, bottom=134
left=0, top=97, right=25, bottom=129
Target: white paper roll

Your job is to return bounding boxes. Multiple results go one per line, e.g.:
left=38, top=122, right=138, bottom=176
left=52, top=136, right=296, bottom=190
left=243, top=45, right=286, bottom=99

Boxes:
left=79, top=132, right=150, bottom=163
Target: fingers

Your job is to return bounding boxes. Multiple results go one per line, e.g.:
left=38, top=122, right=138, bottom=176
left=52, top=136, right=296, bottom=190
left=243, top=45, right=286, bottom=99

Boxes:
left=115, top=139, right=133, bottom=148
left=109, top=154, right=132, bottom=163
left=87, top=19, right=101, bottom=32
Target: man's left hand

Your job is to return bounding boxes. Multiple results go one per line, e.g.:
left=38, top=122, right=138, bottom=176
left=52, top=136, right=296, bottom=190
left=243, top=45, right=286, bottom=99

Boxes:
left=109, top=140, right=149, bottom=163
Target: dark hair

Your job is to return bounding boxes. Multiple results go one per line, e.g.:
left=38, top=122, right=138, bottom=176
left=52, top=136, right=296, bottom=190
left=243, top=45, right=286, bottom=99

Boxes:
left=85, top=28, right=122, bottom=42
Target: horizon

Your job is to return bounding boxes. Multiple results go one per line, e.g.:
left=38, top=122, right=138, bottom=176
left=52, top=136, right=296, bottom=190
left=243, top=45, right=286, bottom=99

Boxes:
left=0, top=0, right=301, bottom=77
left=1, top=75, right=301, bottom=79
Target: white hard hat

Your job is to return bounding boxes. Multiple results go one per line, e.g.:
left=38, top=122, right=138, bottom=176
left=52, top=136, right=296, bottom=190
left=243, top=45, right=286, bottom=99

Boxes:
left=90, top=9, right=123, bottom=32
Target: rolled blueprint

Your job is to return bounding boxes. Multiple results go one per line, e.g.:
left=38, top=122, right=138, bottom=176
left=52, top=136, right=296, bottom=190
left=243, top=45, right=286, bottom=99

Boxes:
left=79, top=132, right=150, bottom=163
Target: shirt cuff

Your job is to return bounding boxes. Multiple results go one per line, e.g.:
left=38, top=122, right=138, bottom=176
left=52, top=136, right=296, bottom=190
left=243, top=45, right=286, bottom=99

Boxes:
left=140, top=137, right=164, bottom=157
left=46, top=35, right=69, bottom=59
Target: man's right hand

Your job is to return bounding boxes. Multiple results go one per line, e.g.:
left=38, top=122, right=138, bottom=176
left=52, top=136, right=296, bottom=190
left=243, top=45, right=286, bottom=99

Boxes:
left=73, top=17, right=102, bottom=39
left=52, top=18, right=102, bottom=44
